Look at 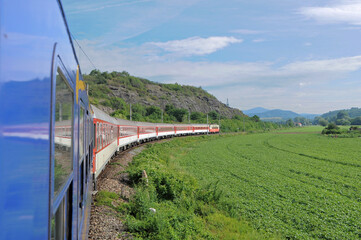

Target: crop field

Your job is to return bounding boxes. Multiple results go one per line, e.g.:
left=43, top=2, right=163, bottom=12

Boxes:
left=170, top=127, right=361, bottom=239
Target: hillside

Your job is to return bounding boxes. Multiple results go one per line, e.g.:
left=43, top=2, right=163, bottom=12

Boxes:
left=257, top=109, right=299, bottom=120
left=316, top=107, right=361, bottom=125
left=84, top=70, right=244, bottom=119
left=321, top=107, right=361, bottom=120
left=244, top=107, right=319, bottom=122
left=243, top=107, right=269, bottom=116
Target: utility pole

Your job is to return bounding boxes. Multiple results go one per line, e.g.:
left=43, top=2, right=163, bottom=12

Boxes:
left=59, top=102, right=62, bottom=121
left=161, top=102, right=164, bottom=123
left=227, top=98, right=229, bottom=107
left=188, top=110, right=190, bottom=123
left=207, top=114, right=209, bottom=135
left=129, top=103, right=132, bottom=121
left=243, top=114, right=245, bottom=132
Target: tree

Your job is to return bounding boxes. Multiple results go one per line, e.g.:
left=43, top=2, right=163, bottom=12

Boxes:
left=322, top=123, right=341, bottom=134
left=232, top=115, right=242, bottom=120
left=351, top=116, right=361, bottom=125
left=208, top=111, right=219, bottom=120
left=145, top=106, right=162, bottom=120
left=294, top=117, right=311, bottom=126
left=251, top=115, right=260, bottom=122
left=165, top=104, right=175, bottom=114
left=313, top=116, right=320, bottom=125
left=286, top=119, right=294, bottom=127
left=132, top=103, right=146, bottom=116
left=318, top=118, right=328, bottom=126
left=165, top=104, right=187, bottom=122
left=90, top=69, right=101, bottom=76
left=190, top=112, right=205, bottom=121
left=171, top=108, right=188, bottom=122
left=337, top=111, right=349, bottom=120
left=336, top=118, right=351, bottom=126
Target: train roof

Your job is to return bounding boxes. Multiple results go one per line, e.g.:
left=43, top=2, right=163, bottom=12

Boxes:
left=191, top=123, right=209, bottom=126
left=116, top=118, right=138, bottom=126
left=92, top=105, right=219, bottom=127
left=158, top=123, right=176, bottom=126
left=91, top=105, right=119, bottom=125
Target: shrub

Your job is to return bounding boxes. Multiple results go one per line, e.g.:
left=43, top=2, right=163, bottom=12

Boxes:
left=322, top=123, right=341, bottom=134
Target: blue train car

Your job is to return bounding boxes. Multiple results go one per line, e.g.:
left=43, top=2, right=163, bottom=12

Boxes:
left=0, top=0, right=93, bottom=239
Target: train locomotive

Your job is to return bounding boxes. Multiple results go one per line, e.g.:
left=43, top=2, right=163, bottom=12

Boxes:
left=0, top=0, right=219, bottom=239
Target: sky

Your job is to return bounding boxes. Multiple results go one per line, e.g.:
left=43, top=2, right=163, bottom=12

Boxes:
left=62, top=0, right=361, bottom=114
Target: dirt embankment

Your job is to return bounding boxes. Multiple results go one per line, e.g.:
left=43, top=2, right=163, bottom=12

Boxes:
left=88, top=146, right=144, bottom=240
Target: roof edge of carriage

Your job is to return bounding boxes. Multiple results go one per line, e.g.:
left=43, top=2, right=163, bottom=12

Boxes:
left=91, top=104, right=211, bottom=127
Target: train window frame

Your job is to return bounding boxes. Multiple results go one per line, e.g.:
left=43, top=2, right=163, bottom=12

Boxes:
left=50, top=54, right=76, bottom=240
left=79, top=104, right=85, bottom=160
left=52, top=65, right=74, bottom=204
left=97, top=122, right=99, bottom=150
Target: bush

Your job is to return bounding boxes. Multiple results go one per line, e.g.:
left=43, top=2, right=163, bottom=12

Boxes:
left=322, top=123, right=341, bottom=134
left=191, top=112, right=205, bottom=121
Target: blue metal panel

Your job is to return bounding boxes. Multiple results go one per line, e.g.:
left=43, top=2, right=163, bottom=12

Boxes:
left=0, top=0, right=84, bottom=239
left=0, top=0, right=54, bottom=237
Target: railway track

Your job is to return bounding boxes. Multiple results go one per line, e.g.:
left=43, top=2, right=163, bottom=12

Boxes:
left=88, top=138, right=172, bottom=239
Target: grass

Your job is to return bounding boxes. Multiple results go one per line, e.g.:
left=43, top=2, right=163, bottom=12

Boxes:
left=96, top=126, right=361, bottom=239
left=170, top=128, right=361, bottom=239
left=95, top=191, right=119, bottom=208
left=123, top=135, right=278, bottom=239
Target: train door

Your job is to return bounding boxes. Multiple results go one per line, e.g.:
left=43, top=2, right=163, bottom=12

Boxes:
left=78, top=104, right=86, bottom=231
left=51, top=62, right=75, bottom=240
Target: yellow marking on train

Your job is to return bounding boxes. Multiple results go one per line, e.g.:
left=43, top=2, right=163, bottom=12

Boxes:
left=76, top=65, right=86, bottom=103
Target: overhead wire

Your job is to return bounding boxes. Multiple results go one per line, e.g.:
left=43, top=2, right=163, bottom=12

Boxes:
left=71, top=32, right=98, bottom=70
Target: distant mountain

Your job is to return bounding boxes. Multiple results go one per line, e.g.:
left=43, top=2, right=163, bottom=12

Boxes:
left=300, top=113, right=319, bottom=120
left=258, top=109, right=300, bottom=120
left=245, top=107, right=320, bottom=122
left=243, top=107, right=269, bottom=115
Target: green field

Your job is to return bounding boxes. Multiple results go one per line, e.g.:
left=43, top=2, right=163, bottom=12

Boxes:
left=124, top=127, right=361, bottom=239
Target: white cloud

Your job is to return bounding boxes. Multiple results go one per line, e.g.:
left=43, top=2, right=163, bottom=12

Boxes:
left=75, top=40, right=361, bottom=113
left=77, top=40, right=361, bottom=87
left=300, top=2, right=361, bottom=25
left=280, top=56, right=361, bottom=74
left=148, top=36, right=243, bottom=56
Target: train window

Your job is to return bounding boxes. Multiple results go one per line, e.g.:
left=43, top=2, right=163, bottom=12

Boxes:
left=79, top=161, right=84, bottom=205
left=88, top=120, right=90, bottom=145
left=79, top=107, right=84, bottom=159
left=51, top=197, right=65, bottom=240
left=102, top=123, right=105, bottom=147
left=51, top=183, right=72, bottom=240
left=97, top=123, right=100, bottom=151
left=100, top=123, right=103, bottom=149
left=94, top=123, right=97, bottom=150
left=105, top=124, right=108, bottom=145
left=85, top=154, right=89, bottom=183
left=104, top=124, right=107, bottom=146
left=107, top=125, right=110, bottom=144
left=54, top=68, right=73, bottom=197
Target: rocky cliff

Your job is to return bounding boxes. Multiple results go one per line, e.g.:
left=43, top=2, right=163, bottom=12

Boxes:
left=84, top=70, right=244, bottom=118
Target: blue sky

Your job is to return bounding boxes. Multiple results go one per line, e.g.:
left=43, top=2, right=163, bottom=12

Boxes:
left=63, top=0, right=361, bottom=114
